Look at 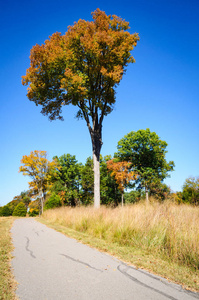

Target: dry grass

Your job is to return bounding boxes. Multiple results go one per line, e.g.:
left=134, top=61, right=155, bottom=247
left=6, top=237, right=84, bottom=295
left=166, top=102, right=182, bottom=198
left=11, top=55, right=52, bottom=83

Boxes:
left=0, top=217, right=17, bottom=300
left=41, top=201, right=199, bottom=291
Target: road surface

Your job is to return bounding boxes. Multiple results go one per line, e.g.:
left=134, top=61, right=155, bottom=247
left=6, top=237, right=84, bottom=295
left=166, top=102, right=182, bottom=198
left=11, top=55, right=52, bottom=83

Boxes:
left=11, top=218, right=199, bottom=300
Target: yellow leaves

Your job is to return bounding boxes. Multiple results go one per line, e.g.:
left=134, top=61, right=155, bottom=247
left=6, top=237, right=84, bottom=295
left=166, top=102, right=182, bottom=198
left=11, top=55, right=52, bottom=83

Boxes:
left=19, top=150, right=57, bottom=193
left=100, top=65, right=123, bottom=83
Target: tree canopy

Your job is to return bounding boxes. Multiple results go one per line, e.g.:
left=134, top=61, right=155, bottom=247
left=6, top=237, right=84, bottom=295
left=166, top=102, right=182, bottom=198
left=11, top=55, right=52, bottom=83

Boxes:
left=50, top=154, right=82, bottom=206
left=177, top=177, right=199, bottom=205
left=116, top=129, right=175, bottom=201
left=22, top=9, right=139, bottom=207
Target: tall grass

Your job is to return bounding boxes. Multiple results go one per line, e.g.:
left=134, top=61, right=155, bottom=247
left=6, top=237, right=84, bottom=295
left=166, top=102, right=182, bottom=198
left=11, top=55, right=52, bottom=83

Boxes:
left=0, top=217, right=17, bottom=300
left=42, top=201, right=199, bottom=271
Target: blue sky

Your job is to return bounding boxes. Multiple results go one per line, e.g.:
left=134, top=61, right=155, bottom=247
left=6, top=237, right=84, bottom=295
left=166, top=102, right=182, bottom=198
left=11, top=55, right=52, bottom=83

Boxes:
left=0, top=0, right=199, bottom=206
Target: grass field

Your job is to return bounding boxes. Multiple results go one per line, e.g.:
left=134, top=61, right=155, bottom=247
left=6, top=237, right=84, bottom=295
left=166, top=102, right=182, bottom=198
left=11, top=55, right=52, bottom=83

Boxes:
left=0, top=217, right=17, bottom=300
left=40, top=201, right=199, bottom=292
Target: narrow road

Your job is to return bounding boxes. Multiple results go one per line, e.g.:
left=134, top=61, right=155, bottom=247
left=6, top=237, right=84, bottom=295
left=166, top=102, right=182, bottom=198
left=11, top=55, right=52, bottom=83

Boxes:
left=11, top=219, right=198, bottom=300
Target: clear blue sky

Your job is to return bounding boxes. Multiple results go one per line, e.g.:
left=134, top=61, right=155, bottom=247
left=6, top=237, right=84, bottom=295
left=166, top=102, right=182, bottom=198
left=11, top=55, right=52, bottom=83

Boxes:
left=0, top=0, right=199, bottom=206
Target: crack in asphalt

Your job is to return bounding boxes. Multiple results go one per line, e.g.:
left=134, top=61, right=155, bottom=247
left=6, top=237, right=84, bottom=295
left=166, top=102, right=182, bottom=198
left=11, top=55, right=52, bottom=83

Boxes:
left=60, top=254, right=103, bottom=273
left=117, top=264, right=178, bottom=300
left=136, top=267, right=199, bottom=299
left=25, top=237, right=36, bottom=259
left=117, top=263, right=199, bottom=300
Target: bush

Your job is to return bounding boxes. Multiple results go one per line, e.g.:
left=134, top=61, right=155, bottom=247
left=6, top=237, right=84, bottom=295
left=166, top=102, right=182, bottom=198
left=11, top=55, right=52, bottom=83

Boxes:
left=44, top=193, right=61, bottom=210
left=12, top=202, right=27, bottom=217
left=0, top=205, right=12, bottom=217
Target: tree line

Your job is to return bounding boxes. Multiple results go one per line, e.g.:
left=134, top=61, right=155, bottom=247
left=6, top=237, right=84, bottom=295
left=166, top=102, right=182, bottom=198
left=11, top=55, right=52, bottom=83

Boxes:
left=1, top=128, right=197, bottom=217
left=1, top=128, right=198, bottom=217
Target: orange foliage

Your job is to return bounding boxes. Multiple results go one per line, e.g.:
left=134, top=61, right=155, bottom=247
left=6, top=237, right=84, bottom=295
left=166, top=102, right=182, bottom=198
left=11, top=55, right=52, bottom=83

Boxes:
left=106, top=160, right=137, bottom=193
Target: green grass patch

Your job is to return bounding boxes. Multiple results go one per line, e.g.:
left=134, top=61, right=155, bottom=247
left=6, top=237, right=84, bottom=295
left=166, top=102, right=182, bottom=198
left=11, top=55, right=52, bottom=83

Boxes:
left=0, top=217, right=17, bottom=300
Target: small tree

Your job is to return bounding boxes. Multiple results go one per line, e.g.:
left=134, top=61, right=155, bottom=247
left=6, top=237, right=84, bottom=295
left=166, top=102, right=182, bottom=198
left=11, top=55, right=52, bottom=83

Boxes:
left=20, top=191, right=31, bottom=210
left=22, top=9, right=139, bottom=207
left=19, top=150, right=57, bottom=214
left=44, top=193, right=62, bottom=210
left=50, top=154, right=82, bottom=206
left=0, top=205, right=12, bottom=217
left=107, top=160, right=136, bottom=206
left=116, top=129, right=175, bottom=202
left=12, top=202, right=27, bottom=217
left=181, top=177, right=199, bottom=205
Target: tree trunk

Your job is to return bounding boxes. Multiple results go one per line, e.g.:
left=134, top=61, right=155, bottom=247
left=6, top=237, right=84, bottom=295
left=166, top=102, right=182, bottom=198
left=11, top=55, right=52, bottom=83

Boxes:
left=145, top=186, right=149, bottom=204
left=93, top=150, right=100, bottom=208
left=90, top=125, right=102, bottom=208
left=121, top=192, right=124, bottom=207
left=39, top=188, right=44, bottom=215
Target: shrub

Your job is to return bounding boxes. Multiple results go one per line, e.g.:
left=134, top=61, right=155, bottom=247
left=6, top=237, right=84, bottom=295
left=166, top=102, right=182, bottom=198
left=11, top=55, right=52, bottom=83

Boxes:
left=0, top=205, right=12, bottom=216
left=44, top=193, right=61, bottom=210
left=12, top=202, right=27, bottom=217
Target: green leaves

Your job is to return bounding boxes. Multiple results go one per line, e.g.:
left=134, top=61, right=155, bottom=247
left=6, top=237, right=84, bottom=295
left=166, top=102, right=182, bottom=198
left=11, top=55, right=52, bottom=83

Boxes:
left=116, top=128, right=175, bottom=192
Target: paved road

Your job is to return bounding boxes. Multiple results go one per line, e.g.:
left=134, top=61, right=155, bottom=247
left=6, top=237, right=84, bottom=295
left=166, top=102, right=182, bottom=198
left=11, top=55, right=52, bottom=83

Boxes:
left=11, top=218, right=199, bottom=300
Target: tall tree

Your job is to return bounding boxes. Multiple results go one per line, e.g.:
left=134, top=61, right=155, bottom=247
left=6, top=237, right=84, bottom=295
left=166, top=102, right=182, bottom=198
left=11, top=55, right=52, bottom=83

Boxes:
left=116, top=129, right=175, bottom=202
left=19, top=150, right=57, bottom=214
left=22, top=9, right=139, bottom=207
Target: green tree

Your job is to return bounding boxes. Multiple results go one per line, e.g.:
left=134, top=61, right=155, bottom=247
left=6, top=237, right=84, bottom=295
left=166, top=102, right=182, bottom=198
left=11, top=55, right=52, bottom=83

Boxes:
left=124, top=190, right=144, bottom=204
left=44, top=193, right=62, bottom=210
left=50, top=154, right=82, bottom=206
left=20, top=191, right=31, bottom=210
left=22, top=9, right=139, bottom=208
left=181, top=177, right=199, bottom=205
left=116, top=129, right=175, bottom=202
left=0, top=205, right=12, bottom=217
left=12, top=202, right=27, bottom=217
left=80, top=157, right=94, bottom=205
left=6, top=198, right=21, bottom=215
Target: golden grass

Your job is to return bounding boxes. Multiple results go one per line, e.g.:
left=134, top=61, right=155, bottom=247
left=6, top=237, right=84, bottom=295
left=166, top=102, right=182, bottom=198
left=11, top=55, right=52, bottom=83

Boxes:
left=40, top=201, right=199, bottom=292
left=0, top=217, right=17, bottom=300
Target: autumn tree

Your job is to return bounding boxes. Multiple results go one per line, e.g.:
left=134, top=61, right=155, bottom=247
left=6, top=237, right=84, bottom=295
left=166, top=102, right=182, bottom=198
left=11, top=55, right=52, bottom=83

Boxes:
left=22, top=9, right=139, bottom=208
left=100, top=156, right=122, bottom=206
left=107, top=159, right=136, bottom=206
left=116, top=129, right=175, bottom=202
left=19, top=150, right=57, bottom=214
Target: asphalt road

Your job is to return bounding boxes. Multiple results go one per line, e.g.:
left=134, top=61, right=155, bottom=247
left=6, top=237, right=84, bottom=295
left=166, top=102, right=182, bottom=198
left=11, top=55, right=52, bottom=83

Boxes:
left=11, top=218, right=199, bottom=300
